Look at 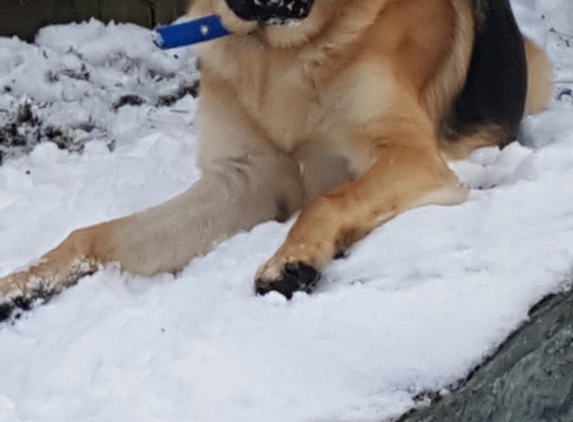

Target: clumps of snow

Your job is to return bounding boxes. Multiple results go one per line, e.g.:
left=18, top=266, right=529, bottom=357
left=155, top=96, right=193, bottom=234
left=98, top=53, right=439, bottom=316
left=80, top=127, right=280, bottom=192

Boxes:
left=0, top=19, right=199, bottom=162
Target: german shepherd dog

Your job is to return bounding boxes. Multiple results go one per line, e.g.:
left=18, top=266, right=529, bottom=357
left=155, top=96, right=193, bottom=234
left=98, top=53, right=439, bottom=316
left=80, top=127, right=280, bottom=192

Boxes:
left=0, top=0, right=552, bottom=317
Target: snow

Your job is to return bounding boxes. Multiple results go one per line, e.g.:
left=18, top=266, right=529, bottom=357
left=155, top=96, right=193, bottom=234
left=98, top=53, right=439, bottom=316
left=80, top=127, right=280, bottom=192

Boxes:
left=0, top=1, right=572, bottom=421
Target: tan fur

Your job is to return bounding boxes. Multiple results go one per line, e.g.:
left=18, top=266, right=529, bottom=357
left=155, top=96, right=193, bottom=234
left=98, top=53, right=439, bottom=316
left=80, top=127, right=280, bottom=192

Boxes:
left=524, top=37, right=553, bottom=116
left=422, top=0, right=475, bottom=127
left=0, top=0, right=553, bottom=306
left=438, top=124, right=509, bottom=161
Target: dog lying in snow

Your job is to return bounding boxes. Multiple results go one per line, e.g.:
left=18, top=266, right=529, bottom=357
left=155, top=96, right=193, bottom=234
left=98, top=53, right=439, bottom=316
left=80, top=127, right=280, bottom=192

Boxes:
left=0, top=0, right=552, bottom=317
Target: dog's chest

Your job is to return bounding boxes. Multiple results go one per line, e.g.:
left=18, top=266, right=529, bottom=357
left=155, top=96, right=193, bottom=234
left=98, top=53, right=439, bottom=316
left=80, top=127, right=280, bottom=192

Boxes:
left=242, top=55, right=326, bottom=152
left=254, top=61, right=324, bottom=152
left=206, top=40, right=327, bottom=152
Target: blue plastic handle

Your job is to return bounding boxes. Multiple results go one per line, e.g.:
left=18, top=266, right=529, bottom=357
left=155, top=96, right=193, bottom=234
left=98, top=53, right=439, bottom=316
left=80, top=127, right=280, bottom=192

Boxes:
left=155, top=15, right=230, bottom=49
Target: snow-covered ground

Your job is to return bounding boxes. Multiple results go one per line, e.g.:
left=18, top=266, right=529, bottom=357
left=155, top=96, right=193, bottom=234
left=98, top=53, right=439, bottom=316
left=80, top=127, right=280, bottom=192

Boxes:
left=0, top=1, right=572, bottom=421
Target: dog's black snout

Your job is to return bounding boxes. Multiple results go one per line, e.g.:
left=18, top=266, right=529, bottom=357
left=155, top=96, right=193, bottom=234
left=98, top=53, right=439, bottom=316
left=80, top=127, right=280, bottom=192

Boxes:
left=225, top=0, right=315, bottom=24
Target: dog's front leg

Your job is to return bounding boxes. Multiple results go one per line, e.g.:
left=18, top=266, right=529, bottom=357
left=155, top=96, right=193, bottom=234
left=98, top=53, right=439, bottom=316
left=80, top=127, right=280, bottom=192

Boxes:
left=255, top=117, right=469, bottom=298
left=0, top=150, right=303, bottom=318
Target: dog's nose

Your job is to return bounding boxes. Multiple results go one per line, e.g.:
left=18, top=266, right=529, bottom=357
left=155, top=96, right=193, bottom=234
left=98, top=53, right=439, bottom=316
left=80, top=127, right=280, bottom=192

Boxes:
left=224, top=0, right=315, bottom=23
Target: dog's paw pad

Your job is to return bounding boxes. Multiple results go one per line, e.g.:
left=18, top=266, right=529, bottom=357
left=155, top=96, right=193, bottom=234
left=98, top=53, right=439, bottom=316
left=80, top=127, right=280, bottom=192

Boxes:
left=255, top=262, right=320, bottom=299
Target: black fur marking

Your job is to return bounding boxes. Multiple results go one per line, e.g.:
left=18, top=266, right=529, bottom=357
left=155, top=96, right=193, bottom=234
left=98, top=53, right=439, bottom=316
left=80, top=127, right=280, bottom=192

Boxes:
left=447, top=0, right=527, bottom=145
left=256, top=262, right=320, bottom=299
left=225, top=0, right=315, bottom=24
left=471, top=0, right=488, bottom=29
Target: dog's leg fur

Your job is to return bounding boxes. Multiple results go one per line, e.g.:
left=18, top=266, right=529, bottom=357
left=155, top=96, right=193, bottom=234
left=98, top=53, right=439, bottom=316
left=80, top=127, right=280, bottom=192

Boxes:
left=256, top=105, right=468, bottom=298
left=0, top=85, right=304, bottom=317
left=254, top=0, right=471, bottom=297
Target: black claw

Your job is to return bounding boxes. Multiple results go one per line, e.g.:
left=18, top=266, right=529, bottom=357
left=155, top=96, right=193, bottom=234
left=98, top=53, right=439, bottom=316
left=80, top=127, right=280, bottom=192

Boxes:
left=0, top=302, right=14, bottom=322
left=256, top=262, right=320, bottom=299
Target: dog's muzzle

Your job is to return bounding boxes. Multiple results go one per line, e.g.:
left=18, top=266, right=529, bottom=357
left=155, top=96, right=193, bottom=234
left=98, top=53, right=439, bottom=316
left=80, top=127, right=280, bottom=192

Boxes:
left=224, top=0, right=315, bottom=24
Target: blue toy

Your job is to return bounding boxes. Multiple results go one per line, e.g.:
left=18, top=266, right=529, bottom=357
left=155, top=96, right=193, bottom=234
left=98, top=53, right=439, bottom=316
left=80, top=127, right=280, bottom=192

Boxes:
left=155, top=15, right=230, bottom=49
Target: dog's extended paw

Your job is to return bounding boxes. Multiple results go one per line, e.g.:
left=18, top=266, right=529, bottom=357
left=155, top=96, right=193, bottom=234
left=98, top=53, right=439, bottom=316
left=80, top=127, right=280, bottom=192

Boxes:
left=0, top=296, right=37, bottom=323
left=255, top=261, right=320, bottom=299
left=0, top=289, right=49, bottom=322
left=0, top=269, right=58, bottom=323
